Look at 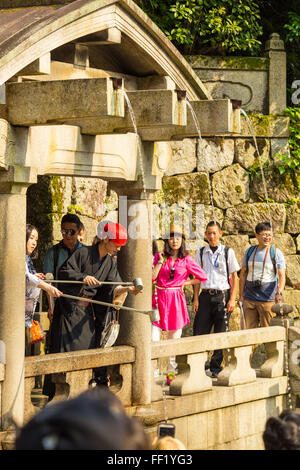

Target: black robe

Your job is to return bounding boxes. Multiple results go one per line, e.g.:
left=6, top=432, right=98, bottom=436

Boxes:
left=49, top=244, right=122, bottom=353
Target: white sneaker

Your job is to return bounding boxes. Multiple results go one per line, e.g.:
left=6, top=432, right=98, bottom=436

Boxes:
left=167, top=361, right=178, bottom=372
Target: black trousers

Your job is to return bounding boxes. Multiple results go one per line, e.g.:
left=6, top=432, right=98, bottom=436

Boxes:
left=43, top=315, right=108, bottom=400
left=193, top=290, right=231, bottom=374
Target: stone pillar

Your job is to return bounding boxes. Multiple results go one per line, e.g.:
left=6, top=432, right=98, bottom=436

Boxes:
left=265, top=33, right=286, bottom=115
left=116, top=196, right=153, bottom=405
left=0, top=166, right=37, bottom=430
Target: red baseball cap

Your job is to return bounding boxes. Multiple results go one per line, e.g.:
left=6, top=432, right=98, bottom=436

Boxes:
left=97, top=222, right=128, bottom=246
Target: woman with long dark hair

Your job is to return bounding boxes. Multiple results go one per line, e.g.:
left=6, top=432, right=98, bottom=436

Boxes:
left=152, top=225, right=207, bottom=377
left=25, top=224, right=61, bottom=353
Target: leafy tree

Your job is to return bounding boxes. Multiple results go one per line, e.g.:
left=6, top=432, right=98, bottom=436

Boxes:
left=257, top=0, right=300, bottom=88
left=136, top=0, right=263, bottom=55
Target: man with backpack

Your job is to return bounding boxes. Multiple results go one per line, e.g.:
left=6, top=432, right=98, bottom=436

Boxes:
left=239, top=222, right=286, bottom=330
left=193, top=221, right=240, bottom=378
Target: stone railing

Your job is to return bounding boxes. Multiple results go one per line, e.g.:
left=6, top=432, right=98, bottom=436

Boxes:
left=23, top=325, right=289, bottom=425
left=151, top=326, right=286, bottom=401
left=24, top=345, right=135, bottom=424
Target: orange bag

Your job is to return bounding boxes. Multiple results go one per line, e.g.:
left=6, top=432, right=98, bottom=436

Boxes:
left=28, top=320, right=45, bottom=344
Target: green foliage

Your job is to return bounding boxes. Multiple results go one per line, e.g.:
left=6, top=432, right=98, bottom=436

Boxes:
left=274, top=107, right=300, bottom=184
left=67, top=204, right=84, bottom=215
left=136, top=0, right=263, bottom=55
left=246, top=155, right=272, bottom=182
left=284, top=11, right=300, bottom=44
left=248, top=107, right=300, bottom=189
left=257, top=1, right=300, bottom=88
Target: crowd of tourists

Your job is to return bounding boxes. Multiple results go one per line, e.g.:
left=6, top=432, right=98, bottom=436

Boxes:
left=22, top=212, right=300, bottom=450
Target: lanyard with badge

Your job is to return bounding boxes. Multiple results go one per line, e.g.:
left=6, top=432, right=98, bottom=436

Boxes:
left=252, top=246, right=269, bottom=287
left=209, top=250, right=220, bottom=268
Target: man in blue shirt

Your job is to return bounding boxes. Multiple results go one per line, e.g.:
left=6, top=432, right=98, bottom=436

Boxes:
left=239, top=222, right=286, bottom=329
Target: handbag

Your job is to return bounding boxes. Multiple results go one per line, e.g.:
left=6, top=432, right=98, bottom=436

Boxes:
left=100, top=308, right=120, bottom=348
left=27, top=320, right=45, bottom=344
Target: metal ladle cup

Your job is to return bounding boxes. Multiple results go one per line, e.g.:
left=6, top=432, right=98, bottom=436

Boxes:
left=45, top=273, right=143, bottom=291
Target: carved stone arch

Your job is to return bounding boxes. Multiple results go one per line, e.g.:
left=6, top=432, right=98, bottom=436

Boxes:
left=0, top=0, right=210, bottom=101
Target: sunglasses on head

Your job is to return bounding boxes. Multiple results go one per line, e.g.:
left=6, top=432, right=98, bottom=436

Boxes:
left=170, top=232, right=182, bottom=239
left=169, top=267, right=175, bottom=280
left=61, top=229, right=77, bottom=236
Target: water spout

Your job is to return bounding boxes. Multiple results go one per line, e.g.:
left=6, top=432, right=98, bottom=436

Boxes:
left=109, top=77, right=124, bottom=117
left=175, top=90, right=186, bottom=101
left=231, top=99, right=242, bottom=110
left=111, top=77, right=123, bottom=90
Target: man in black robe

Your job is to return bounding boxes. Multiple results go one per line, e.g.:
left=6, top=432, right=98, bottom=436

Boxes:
left=47, top=222, right=140, bottom=392
left=49, top=222, right=138, bottom=353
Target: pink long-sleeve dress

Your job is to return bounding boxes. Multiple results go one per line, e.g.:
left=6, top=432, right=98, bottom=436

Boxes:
left=152, top=253, right=207, bottom=331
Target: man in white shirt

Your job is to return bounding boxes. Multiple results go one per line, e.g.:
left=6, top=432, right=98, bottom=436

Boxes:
left=193, top=221, right=240, bottom=378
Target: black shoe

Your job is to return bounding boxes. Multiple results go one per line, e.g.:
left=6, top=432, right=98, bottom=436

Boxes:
left=89, top=375, right=111, bottom=388
left=210, top=370, right=222, bottom=378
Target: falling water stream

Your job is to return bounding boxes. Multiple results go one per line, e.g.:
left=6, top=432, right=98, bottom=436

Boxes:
left=120, top=89, right=147, bottom=199
left=119, top=93, right=287, bottom=414
left=240, top=109, right=293, bottom=408
left=120, top=87, right=173, bottom=422
left=240, top=108, right=273, bottom=229
left=186, top=100, right=216, bottom=225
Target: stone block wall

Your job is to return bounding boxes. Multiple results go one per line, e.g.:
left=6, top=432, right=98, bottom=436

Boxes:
left=143, top=377, right=287, bottom=450
left=26, top=42, right=295, bottom=331
left=26, top=175, right=117, bottom=272
left=187, top=55, right=269, bottom=114
left=152, top=121, right=300, bottom=334
left=188, top=33, right=286, bottom=116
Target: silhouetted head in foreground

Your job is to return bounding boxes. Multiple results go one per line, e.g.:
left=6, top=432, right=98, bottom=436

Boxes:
left=152, top=436, right=186, bottom=450
left=263, top=410, right=300, bottom=450
left=15, top=388, right=149, bottom=450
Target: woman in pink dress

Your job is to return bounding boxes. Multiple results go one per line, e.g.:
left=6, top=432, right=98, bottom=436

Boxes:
left=152, top=225, right=207, bottom=375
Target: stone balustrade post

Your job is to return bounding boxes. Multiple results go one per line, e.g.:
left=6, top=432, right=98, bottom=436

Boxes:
left=116, top=196, right=153, bottom=405
left=169, top=352, right=212, bottom=396
left=217, top=346, right=256, bottom=386
left=0, top=166, right=37, bottom=430
left=265, top=33, right=286, bottom=115
left=260, top=340, right=284, bottom=378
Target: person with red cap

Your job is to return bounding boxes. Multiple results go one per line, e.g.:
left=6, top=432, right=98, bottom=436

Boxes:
left=47, top=221, right=140, bottom=391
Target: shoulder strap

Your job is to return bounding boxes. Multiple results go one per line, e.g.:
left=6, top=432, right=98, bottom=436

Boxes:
left=270, top=245, right=277, bottom=275
left=245, top=245, right=256, bottom=272
left=246, top=244, right=277, bottom=276
left=200, top=246, right=205, bottom=267
left=224, top=246, right=230, bottom=284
